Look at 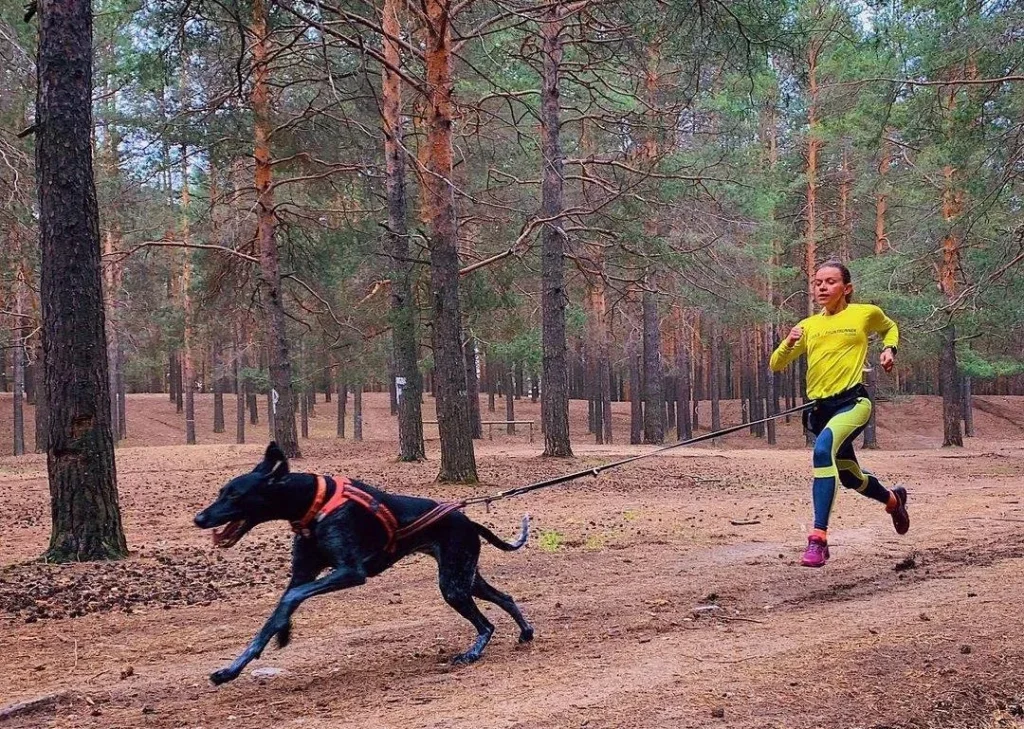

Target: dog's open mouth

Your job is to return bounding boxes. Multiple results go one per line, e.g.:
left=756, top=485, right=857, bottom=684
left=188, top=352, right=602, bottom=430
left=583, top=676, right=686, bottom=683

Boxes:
left=212, top=520, right=248, bottom=548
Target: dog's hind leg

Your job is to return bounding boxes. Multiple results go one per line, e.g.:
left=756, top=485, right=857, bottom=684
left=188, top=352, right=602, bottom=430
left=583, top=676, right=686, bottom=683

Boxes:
left=210, top=566, right=366, bottom=685
left=438, top=557, right=494, bottom=665
left=472, top=571, right=533, bottom=643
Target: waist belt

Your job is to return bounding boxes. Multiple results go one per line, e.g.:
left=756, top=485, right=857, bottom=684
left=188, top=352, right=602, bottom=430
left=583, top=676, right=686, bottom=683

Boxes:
left=814, top=383, right=869, bottom=409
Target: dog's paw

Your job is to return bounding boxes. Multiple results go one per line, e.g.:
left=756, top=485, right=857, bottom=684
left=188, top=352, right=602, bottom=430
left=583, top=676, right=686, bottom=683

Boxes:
left=275, top=623, right=292, bottom=649
left=209, top=668, right=238, bottom=685
left=450, top=651, right=482, bottom=666
left=518, top=627, right=535, bottom=643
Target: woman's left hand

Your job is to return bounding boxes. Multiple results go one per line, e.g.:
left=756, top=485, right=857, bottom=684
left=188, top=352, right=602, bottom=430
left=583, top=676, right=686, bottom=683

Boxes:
left=880, top=348, right=895, bottom=373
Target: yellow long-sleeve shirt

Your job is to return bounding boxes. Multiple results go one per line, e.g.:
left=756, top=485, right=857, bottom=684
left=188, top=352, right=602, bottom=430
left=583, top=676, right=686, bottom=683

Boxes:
left=769, top=303, right=899, bottom=400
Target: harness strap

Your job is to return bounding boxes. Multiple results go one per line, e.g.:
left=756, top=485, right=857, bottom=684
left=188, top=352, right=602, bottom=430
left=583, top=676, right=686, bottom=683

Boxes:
left=334, top=478, right=400, bottom=552
left=394, top=502, right=462, bottom=543
left=290, top=475, right=329, bottom=535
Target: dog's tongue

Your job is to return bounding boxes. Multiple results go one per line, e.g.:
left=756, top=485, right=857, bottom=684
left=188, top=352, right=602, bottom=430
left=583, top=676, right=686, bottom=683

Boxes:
left=212, top=521, right=245, bottom=547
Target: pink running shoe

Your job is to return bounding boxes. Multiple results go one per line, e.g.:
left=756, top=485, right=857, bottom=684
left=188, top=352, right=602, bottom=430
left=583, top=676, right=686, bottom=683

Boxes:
left=887, top=486, right=910, bottom=535
left=801, top=535, right=830, bottom=568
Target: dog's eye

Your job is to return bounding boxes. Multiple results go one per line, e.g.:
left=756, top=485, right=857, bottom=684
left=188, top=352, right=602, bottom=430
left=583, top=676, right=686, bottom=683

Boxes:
left=226, top=491, right=241, bottom=503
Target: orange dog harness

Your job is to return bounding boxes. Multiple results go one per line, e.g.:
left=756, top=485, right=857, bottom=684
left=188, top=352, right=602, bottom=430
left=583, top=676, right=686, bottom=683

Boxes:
left=290, top=475, right=460, bottom=552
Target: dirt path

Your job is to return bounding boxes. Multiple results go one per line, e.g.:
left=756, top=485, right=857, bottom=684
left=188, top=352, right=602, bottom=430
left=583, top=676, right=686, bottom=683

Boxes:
left=2, top=394, right=1024, bottom=728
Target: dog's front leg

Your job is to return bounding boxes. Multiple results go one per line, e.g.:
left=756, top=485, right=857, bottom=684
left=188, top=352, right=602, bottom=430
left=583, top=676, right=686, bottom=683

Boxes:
left=275, top=537, right=326, bottom=649
left=210, top=566, right=366, bottom=685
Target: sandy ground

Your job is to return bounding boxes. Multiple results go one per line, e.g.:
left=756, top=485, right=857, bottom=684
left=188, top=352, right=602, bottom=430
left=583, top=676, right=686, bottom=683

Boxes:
left=2, top=392, right=1024, bottom=729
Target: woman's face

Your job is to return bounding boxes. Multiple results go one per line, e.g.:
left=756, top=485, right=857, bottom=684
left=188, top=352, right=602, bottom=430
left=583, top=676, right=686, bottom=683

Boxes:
left=813, top=266, right=853, bottom=311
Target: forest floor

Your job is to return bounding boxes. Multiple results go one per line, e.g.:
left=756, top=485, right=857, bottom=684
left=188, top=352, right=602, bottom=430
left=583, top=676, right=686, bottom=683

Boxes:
left=2, top=392, right=1024, bottom=729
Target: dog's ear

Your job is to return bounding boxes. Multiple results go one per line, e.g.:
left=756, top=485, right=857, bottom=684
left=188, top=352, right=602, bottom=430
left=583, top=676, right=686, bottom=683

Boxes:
left=255, top=441, right=289, bottom=476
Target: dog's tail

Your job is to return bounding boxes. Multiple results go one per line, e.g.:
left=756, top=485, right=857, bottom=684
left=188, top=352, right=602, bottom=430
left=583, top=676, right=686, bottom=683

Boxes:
left=474, top=514, right=530, bottom=551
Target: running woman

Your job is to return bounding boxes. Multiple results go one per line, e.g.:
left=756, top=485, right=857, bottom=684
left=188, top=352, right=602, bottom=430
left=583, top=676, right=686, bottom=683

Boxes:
left=770, top=260, right=910, bottom=568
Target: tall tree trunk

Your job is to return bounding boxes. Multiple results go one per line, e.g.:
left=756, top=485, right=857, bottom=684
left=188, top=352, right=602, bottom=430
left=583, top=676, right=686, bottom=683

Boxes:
left=181, top=146, right=196, bottom=446
left=266, top=388, right=276, bottom=439
left=252, top=0, right=300, bottom=458
left=764, top=322, right=777, bottom=445
left=958, top=378, right=974, bottom=436
left=419, top=0, right=475, bottom=479
left=675, top=311, right=692, bottom=440
left=337, top=377, right=348, bottom=438
left=709, top=319, right=722, bottom=443
left=13, top=268, right=27, bottom=456
left=505, top=368, right=516, bottom=435
left=962, top=376, right=974, bottom=437
left=115, top=341, right=126, bottom=440
left=34, top=338, right=49, bottom=452
left=805, top=38, right=822, bottom=316
left=236, top=343, right=246, bottom=444
left=485, top=355, right=496, bottom=413
left=629, top=342, right=642, bottom=445
left=102, top=225, right=120, bottom=442
left=247, top=345, right=259, bottom=424
left=838, top=142, right=852, bottom=261
left=213, top=344, right=225, bottom=433
left=939, top=166, right=964, bottom=447
left=37, top=0, right=126, bottom=561
left=465, top=335, right=482, bottom=439
left=863, top=364, right=879, bottom=449
left=353, top=383, right=363, bottom=441
left=539, top=4, right=572, bottom=457
left=939, top=325, right=963, bottom=446
left=300, top=381, right=309, bottom=438
left=382, top=0, right=425, bottom=460
left=749, top=328, right=764, bottom=437
left=875, top=132, right=891, bottom=254
left=421, top=0, right=475, bottom=481
left=642, top=284, right=664, bottom=443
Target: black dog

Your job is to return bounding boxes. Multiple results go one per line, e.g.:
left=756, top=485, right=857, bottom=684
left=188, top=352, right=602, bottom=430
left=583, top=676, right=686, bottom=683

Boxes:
left=194, top=442, right=533, bottom=685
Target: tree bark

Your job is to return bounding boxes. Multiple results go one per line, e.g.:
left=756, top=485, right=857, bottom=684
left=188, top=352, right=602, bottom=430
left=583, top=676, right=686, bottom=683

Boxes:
left=103, top=229, right=120, bottom=443
left=34, top=338, right=49, bottom=453
left=485, top=355, right=496, bottom=413
left=940, top=325, right=963, bottom=446
left=168, top=352, right=176, bottom=402
left=629, top=342, right=642, bottom=445
left=37, top=0, right=126, bottom=561
left=505, top=368, right=516, bottom=435
left=421, top=0, right=476, bottom=480
left=709, top=319, right=722, bottom=443
left=805, top=38, right=822, bottom=317
left=875, top=132, right=891, bottom=254
left=337, top=377, right=348, bottom=438
left=235, top=343, right=246, bottom=444
left=838, top=143, right=852, bottom=261
left=252, top=0, right=299, bottom=457
left=962, top=376, right=974, bottom=437
left=382, top=0, right=425, bottom=460
left=213, top=345, right=225, bottom=434
left=863, top=364, right=879, bottom=448
left=675, top=312, right=692, bottom=440
left=181, top=147, right=196, bottom=446
left=642, top=284, right=664, bottom=443
left=764, top=323, right=777, bottom=445
left=13, top=268, right=27, bottom=456
left=353, top=383, right=363, bottom=441
left=465, top=335, right=482, bottom=439
left=539, top=4, right=572, bottom=457
left=300, top=382, right=309, bottom=438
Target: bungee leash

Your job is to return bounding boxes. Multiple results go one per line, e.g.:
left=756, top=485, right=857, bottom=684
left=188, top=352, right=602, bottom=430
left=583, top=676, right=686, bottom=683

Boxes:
left=458, top=400, right=816, bottom=509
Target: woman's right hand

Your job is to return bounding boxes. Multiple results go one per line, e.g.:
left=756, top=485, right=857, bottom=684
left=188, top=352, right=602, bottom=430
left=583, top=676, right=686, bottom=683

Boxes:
left=786, top=326, right=803, bottom=346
